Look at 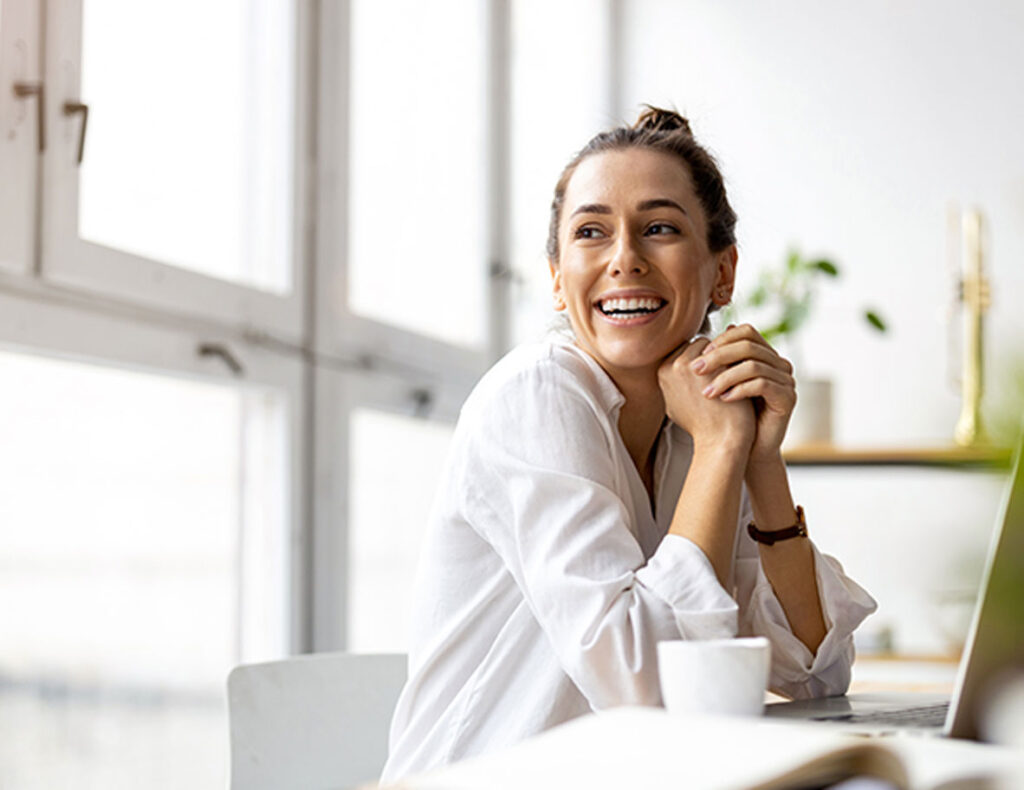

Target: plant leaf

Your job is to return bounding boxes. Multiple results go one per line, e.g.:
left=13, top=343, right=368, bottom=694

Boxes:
left=763, top=319, right=790, bottom=342
left=865, top=310, right=887, bottom=332
left=812, top=259, right=839, bottom=277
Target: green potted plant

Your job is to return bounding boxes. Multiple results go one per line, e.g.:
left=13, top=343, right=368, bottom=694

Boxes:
left=721, top=249, right=887, bottom=447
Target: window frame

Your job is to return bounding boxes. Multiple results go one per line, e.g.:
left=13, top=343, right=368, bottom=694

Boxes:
left=0, top=286, right=308, bottom=657
left=311, top=364, right=464, bottom=651
left=37, top=0, right=313, bottom=342
left=0, top=0, right=42, bottom=275
left=309, top=0, right=513, bottom=651
left=312, top=0, right=510, bottom=383
left=1, top=0, right=581, bottom=660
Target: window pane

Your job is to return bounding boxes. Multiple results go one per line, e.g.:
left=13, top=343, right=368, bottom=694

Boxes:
left=0, top=350, right=289, bottom=789
left=348, top=408, right=453, bottom=652
left=510, top=0, right=611, bottom=344
left=78, top=0, right=294, bottom=292
left=348, top=0, right=488, bottom=348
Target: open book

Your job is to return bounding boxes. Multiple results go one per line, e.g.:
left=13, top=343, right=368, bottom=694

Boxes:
left=386, top=706, right=1024, bottom=790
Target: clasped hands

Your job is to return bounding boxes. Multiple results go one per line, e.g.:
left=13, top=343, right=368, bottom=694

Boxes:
left=657, top=324, right=796, bottom=465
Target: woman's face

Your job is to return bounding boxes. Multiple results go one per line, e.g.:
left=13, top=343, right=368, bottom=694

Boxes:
left=551, top=147, right=737, bottom=382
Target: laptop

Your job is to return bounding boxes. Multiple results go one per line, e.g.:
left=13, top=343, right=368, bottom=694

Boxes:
left=766, top=431, right=1024, bottom=740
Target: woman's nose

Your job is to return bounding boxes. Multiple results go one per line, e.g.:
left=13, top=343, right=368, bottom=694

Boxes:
left=608, top=233, right=648, bottom=276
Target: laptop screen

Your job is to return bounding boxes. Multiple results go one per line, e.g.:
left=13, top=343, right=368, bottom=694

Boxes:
left=948, top=432, right=1024, bottom=740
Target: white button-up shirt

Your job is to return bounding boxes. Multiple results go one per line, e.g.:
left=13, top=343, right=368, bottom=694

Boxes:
left=381, top=338, right=877, bottom=782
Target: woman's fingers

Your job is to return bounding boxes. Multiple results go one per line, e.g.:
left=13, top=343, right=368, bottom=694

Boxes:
left=661, top=336, right=711, bottom=373
left=692, top=325, right=796, bottom=457
left=693, top=325, right=793, bottom=376
left=713, top=323, right=769, bottom=347
left=718, top=376, right=797, bottom=410
left=692, top=341, right=787, bottom=377
left=702, top=359, right=793, bottom=400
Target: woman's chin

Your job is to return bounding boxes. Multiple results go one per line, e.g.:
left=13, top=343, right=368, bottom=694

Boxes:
left=587, top=345, right=672, bottom=379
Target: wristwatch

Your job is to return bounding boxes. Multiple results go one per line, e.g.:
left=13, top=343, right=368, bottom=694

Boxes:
left=746, top=505, right=808, bottom=546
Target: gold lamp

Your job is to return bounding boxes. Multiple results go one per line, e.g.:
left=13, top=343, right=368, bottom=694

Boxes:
left=954, top=209, right=991, bottom=447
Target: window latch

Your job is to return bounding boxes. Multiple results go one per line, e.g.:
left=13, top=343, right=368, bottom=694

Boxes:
left=411, top=388, right=433, bottom=418
left=12, top=81, right=45, bottom=152
left=198, top=342, right=245, bottom=377
left=63, top=100, right=89, bottom=165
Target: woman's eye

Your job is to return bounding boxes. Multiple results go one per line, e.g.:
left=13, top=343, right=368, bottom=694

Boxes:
left=574, top=225, right=605, bottom=240
left=645, top=223, right=679, bottom=236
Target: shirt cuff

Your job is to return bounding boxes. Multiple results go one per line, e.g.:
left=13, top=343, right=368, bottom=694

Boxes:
left=636, top=534, right=738, bottom=640
left=743, top=543, right=877, bottom=697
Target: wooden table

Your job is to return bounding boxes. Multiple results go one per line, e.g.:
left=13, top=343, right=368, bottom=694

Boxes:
left=764, top=653, right=961, bottom=704
left=783, top=445, right=1011, bottom=468
left=849, top=653, right=961, bottom=694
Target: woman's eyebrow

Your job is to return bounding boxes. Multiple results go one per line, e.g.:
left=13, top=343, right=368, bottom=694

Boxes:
left=637, top=198, right=688, bottom=215
left=568, top=203, right=612, bottom=219
left=568, top=199, right=689, bottom=218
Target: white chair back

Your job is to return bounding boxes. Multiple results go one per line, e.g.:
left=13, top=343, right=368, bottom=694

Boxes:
left=227, top=651, right=406, bottom=790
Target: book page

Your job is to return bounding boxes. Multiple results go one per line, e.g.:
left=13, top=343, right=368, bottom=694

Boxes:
left=887, top=737, right=1024, bottom=790
left=392, top=707, right=908, bottom=790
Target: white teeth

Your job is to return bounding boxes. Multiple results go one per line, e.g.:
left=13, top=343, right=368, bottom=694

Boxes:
left=599, top=297, right=664, bottom=313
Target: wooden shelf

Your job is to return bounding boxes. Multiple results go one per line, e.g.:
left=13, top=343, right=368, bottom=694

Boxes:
left=783, top=444, right=1012, bottom=468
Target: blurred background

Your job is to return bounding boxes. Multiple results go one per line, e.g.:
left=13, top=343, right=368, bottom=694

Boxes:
left=1, top=0, right=1022, bottom=786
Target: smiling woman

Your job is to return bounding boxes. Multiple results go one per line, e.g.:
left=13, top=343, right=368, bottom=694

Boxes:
left=380, top=108, right=878, bottom=783
left=550, top=147, right=731, bottom=382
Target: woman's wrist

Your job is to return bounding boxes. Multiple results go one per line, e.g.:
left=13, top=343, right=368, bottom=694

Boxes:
left=691, top=428, right=754, bottom=462
left=743, top=451, right=796, bottom=531
left=745, top=448, right=785, bottom=477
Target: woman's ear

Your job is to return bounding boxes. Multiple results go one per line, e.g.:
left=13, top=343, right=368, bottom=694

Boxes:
left=549, top=260, right=566, bottom=311
left=711, top=245, right=738, bottom=306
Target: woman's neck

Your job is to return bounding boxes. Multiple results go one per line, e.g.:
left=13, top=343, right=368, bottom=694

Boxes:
left=612, top=369, right=667, bottom=493
left=567, top=341, right=668, bottom=491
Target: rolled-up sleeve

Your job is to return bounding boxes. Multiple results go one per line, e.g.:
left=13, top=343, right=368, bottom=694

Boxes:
left=734, top=498, right=878, bottom=699
left=636, top=534, right=737, bottom=640
left=458, top=362, right=736, bottom=709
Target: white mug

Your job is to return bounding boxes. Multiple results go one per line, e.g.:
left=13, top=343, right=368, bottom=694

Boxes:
left=657, top=637, right=771, bottom=717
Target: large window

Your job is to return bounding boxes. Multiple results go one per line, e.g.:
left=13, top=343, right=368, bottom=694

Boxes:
left=0, top=297, right=298, bottom=788
left=1, top=0, right=306, bottom=784
left=347, top=408, right=454, bottom=652
left=41, top=0, right=307, bottom=336
left=311, top=0, right=507, bottom=652
left=509, top=0, right=615, bottom=345
left=1, top=0, right=615, bottom=785
left=347, top=0, right=489, bottom=350
left=76, top=0, right=294, bottom=292
left=0, top=353, right=285, bottom=787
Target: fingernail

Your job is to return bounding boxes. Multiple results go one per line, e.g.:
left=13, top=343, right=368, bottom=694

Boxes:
left=702, top=343, right=715, bottom=354
left=691, top=358, right=706, bottom=373
left=702, top=385, right=714, bottom=397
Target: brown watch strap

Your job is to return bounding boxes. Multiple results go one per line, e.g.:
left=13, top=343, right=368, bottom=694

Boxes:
left=747, top=505, right=808, bottom=546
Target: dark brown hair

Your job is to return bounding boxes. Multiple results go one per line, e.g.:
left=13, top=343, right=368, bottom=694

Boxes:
left=546, top=106, right=737, bottom=263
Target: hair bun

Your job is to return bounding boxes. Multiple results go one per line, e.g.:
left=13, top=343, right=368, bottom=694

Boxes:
left=632, top=105, right=693, bottom=136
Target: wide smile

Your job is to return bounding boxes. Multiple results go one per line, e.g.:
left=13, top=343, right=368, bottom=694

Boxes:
left=594, top=295, right=668, bottom=325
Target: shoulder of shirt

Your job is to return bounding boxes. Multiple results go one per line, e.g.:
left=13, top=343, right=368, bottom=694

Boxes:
left=461, top=337, right=624, bottom=420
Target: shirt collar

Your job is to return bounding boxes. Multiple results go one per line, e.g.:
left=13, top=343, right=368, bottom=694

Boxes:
left=547, top=334, right=692, bottom=453
left=550, top=335, right=627, bottom=416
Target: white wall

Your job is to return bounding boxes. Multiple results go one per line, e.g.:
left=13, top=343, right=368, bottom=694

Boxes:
left=789, top=466, right=1006, bottom=655
left=619, top=1, right=1024, bottom=653
left=622, top=0, right=1024, bottom=447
